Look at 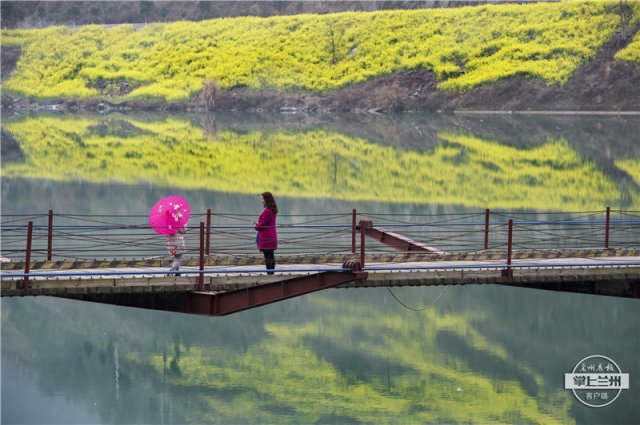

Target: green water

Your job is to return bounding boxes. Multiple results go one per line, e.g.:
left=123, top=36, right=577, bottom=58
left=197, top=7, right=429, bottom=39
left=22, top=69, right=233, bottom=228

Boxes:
left=1, top=111, right=639, bottom=424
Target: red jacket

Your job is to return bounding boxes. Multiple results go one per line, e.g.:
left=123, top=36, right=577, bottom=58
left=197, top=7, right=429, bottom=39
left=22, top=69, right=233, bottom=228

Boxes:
left=255, top=208, right=278, bottom=250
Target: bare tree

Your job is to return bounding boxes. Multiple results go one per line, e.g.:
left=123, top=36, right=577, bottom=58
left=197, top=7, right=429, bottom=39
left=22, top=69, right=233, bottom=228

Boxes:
left=619, top=0, right=632, bottom=38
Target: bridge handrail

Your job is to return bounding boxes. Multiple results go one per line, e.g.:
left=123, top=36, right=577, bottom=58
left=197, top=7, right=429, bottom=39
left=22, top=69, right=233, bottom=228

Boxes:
left=2, top=207, right=639, bottom=264
left=2, top=218, right=640, bottom=232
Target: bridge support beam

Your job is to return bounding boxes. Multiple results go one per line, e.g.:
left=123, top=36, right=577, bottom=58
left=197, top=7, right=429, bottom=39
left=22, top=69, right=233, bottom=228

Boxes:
left=47, top=262, right=368, bottom=316
left=359, top=220, right=445, bottom=254
left=186, top=261, right=367, bottom=316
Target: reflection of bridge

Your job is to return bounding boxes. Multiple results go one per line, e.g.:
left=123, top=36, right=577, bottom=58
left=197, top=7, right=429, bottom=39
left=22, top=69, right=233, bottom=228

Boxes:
left=2, top=208, right=639, bottom=315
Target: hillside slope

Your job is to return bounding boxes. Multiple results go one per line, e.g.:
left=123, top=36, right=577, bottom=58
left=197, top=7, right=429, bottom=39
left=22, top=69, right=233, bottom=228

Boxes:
left=1, top=1, right=639, bottom=112
left=268, top=31, right=640, bottom=112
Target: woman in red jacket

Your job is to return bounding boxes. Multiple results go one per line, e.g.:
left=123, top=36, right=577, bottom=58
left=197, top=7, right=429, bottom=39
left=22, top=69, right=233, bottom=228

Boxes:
left=255, top=192, right=278, bottom=274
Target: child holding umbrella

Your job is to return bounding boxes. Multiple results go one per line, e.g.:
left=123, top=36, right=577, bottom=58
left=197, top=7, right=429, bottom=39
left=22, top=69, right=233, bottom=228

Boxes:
left=149, top=196, right=191, bottom=276
left=166, top=226, right=187, bottom=275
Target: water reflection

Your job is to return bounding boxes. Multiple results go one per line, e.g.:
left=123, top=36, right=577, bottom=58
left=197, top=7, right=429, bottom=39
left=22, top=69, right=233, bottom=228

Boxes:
left=2, top=284, right=638, bottom=424
left=1, top=112, right=638, bottom=212
left=2, top=111, right=639, bottom=424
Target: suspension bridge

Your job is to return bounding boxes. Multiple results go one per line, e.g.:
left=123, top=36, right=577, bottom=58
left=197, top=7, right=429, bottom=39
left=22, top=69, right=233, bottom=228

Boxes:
left=2, top=208, right=639, bottom=316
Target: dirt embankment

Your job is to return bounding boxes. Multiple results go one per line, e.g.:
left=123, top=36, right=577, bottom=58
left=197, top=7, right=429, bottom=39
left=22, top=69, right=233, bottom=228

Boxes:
left=2, top=31, right=639, bottom=113
left=211, top=31, right=640, bottom=112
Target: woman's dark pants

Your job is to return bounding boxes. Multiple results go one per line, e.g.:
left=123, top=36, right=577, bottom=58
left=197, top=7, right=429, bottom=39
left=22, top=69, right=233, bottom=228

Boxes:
left=261, top=249, right=276, bottom=275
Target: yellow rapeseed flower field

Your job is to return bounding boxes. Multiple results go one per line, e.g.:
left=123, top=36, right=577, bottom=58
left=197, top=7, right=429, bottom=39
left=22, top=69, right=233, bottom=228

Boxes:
left=616, top=31, right=640, bottom=62
left=2, top=0, right=638, bottom=102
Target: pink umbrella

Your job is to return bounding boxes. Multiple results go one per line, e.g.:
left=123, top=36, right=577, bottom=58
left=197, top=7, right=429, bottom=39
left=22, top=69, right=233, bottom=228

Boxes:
left=149, top=195, right=191, bottom=235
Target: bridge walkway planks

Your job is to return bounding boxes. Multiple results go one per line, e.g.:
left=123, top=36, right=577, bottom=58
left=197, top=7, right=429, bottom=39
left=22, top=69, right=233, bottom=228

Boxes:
left=2, top=256, right=639, bottom=299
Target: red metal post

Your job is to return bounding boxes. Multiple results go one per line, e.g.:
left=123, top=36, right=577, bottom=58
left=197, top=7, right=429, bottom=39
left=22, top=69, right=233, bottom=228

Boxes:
left=199, top=222, right=205, bottom=291
left=351, top=209, right=357, bottom=253
left=24, top=221, right=33, bottom=290
left=507, top=219, right=513, bottom=266
left=605, top=206, right=610, bottom=249
left=47, top=209, right=53, bottom=261
left=206, top=208, right=212, bottom=256
left=484, top=208, right=490, bottom=250
left=506, top=219, right=513, bottom=278
left=360, top=220, right=366, bottom=268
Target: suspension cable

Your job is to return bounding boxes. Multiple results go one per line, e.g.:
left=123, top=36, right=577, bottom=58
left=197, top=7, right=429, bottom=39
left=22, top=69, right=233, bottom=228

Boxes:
left=386, top=286, right=450, bottom=312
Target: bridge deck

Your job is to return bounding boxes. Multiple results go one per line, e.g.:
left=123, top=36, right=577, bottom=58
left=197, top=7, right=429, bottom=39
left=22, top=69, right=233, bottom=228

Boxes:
left=3, top=256, right=639, bottom=298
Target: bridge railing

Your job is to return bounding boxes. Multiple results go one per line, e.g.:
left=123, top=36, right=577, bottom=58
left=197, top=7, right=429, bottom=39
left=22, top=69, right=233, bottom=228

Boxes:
left=0, top=211, right=358, bottom=262
left=358, top=208, right=640, bottom=254
left=1, top=208, right=639, bottom=265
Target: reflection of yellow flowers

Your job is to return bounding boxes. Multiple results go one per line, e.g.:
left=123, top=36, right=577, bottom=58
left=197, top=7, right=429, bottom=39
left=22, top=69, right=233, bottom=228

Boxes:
left=133, top=294, right=573, bottom=424
left=616, top=158, right=640, bottom=186
left=2, top=114, right=635, bottom=211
